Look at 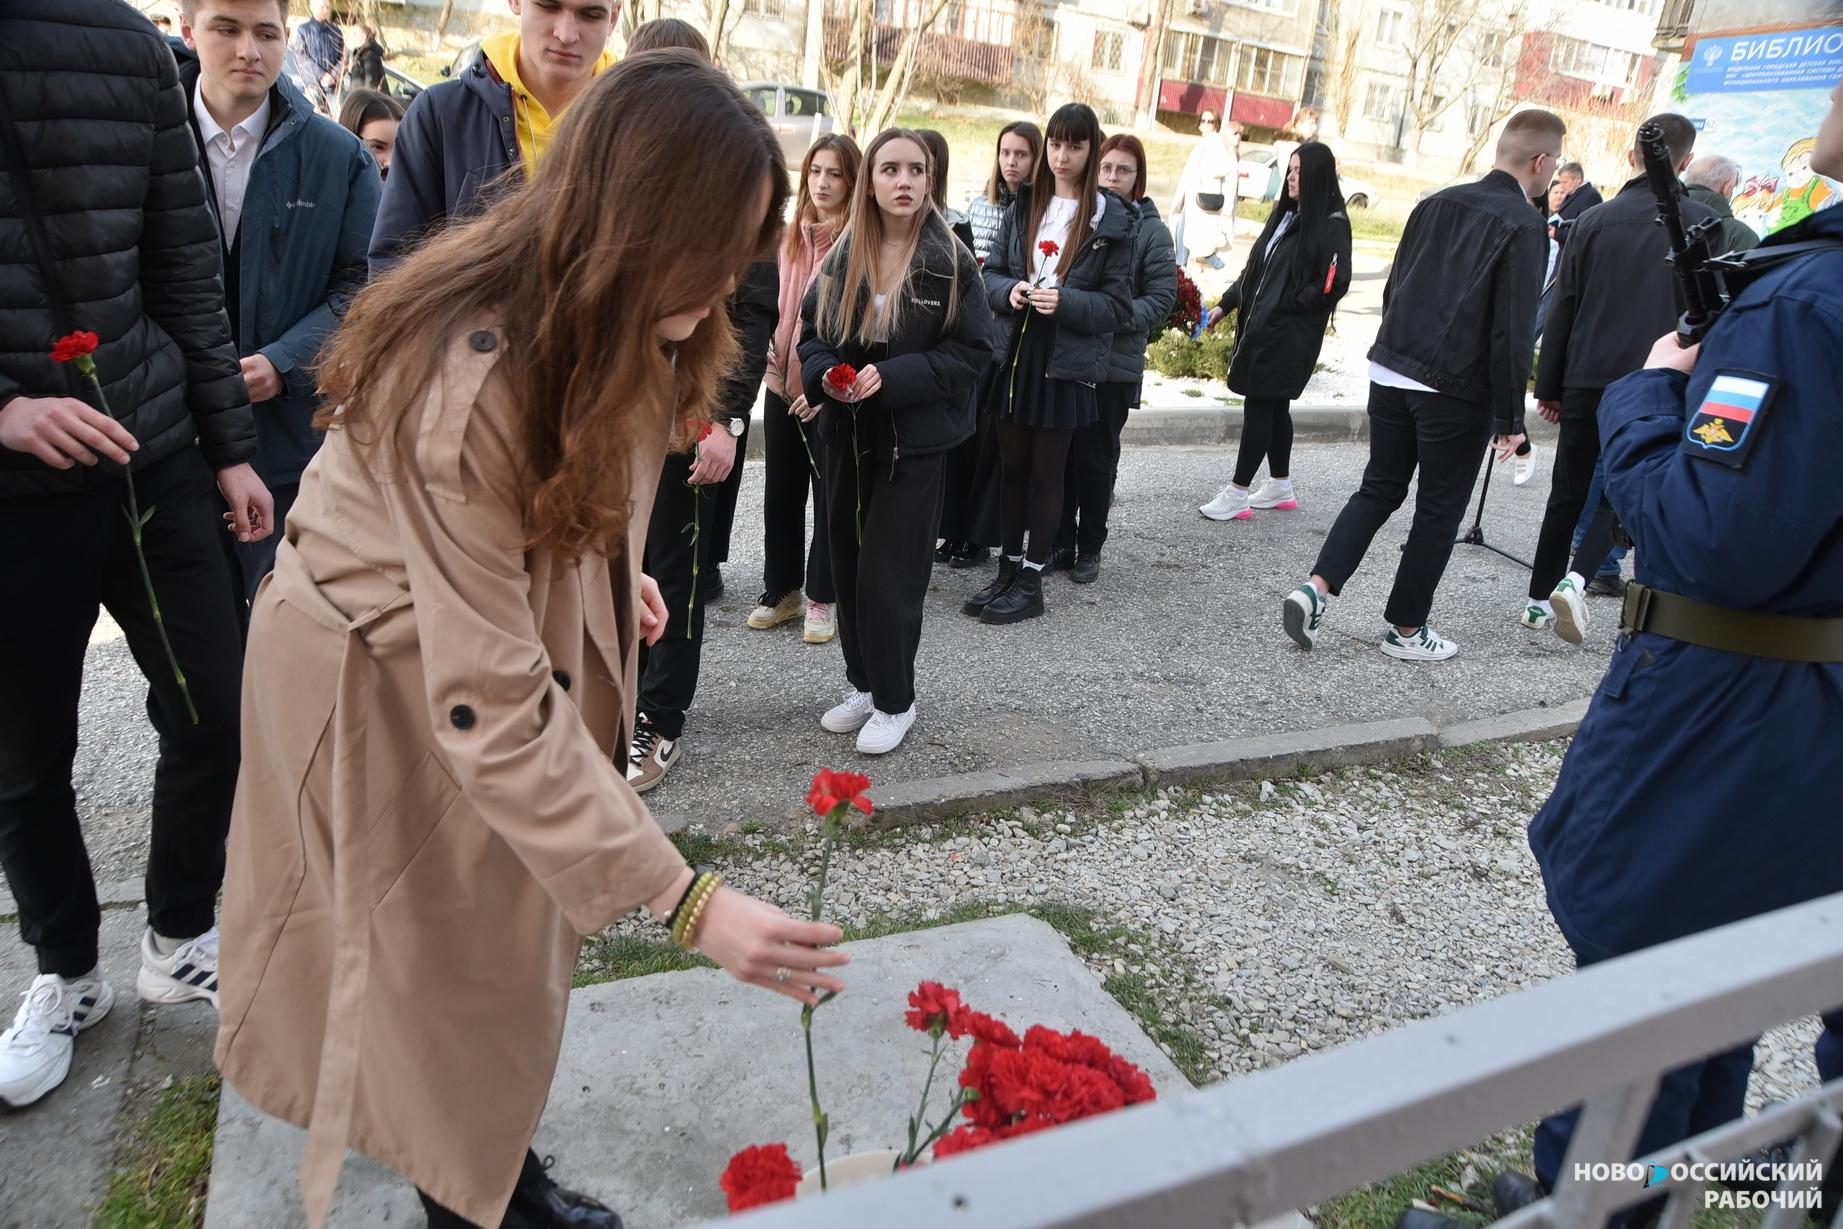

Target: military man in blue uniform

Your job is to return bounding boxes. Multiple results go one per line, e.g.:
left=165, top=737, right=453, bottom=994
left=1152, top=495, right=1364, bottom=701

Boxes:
left=1403, top=73, right=1843, bottom=1229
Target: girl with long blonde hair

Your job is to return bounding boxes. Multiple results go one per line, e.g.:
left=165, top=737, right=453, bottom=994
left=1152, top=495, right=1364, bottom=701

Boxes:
left=798, top=129, right=994, bottom=755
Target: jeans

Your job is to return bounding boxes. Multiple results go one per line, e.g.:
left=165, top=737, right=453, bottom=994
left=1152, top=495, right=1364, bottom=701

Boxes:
left=1312, top=382, right=1493, bottom=630
left=0, top=447, right=244, bottom=975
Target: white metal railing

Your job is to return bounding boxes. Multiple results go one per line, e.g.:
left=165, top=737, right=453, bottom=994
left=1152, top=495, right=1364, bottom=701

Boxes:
left=722, top=891, right=1843, bottom=1227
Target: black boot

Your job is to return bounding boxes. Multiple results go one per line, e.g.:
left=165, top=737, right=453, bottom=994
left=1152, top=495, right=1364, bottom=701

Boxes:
left=1071, top=551, right=1100, bottom=584
left=1492, top=1172, right=1546, bottom=1217
left=1040, top=544, right=1073, bottom=573
left=948, top=543, right=991, bottom=570
left=964, top=557, right=1019, bottom=616
left=981, top=566, right=1044, bottom=624
left=505, top=1153, right=623, bottom=1228
left=934, top=540, right=957, bottom=565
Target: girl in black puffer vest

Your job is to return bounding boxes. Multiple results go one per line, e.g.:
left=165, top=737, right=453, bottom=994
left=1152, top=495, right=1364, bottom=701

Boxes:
left=798, top=130, right=994, bottom=756
left=1199, top=141, right=1352, bottom=523
left=967, top=103, right=1133, bottom=626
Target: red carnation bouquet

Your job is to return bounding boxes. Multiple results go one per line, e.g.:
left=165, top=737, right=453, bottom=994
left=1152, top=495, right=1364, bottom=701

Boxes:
left=719, top=778, right=1157, bottom=1214
left=824, top=362, right=857, bottom=397
left=1169, top=265, right=1204, bottom=336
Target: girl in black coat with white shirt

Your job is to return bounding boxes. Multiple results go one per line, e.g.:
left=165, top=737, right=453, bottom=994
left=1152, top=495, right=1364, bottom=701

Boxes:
left=1199, top=141, right=1352, bottom=522
left=966, top=102, right=1134, bottom=625
left=798, top=130, right=994, bottom=755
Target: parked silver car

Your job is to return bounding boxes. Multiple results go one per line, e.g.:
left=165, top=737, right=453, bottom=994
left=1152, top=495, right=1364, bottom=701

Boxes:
left=739, top=82, right=835, bottom=175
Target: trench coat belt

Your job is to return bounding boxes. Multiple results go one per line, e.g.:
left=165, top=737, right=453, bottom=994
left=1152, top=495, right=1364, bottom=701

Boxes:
left=261, top=543, right=415, bottom=1228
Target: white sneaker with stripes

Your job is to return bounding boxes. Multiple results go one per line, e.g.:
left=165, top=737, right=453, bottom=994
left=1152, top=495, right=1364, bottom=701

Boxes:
left=137, top=926, right=219, bottom=1009
left=0, top=969, right=113, bottom=1107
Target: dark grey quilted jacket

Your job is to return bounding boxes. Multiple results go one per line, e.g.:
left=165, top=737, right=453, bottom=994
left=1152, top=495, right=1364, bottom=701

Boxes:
left=0, top=0, right=254, bottom=498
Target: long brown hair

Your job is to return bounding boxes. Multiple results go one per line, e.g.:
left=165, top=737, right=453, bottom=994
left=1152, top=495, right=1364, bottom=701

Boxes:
left=916, top=128, right=950, bottom=210
left=813, top=129, right=958, bottom=348
left=984, top=120, right=1041, bottom=203
left=1026, top=103, right=1102, bottom=280
left=624, top=17, right=709, bottom=56
left=784, top=133, right=861, bottom=263
left=317, top=51, right=786, bottom=563
left=1098, top=132, right=1147, bottom=202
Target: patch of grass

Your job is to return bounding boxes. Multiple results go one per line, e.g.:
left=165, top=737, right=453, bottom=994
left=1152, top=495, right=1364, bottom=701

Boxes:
left=1236, top=198, right=1408, bottom=246
left=94, top=1075, right=221, bottom=1229
left=1180, top=387, right=1204, bottom=397
left=574, top=932, right=712, bottom=987
left=1101, top=972, right=1213, bottom=1086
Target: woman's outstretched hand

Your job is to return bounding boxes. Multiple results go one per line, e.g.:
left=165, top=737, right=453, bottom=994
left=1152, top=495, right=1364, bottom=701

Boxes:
left=695, top=888, right=848, bottom=1006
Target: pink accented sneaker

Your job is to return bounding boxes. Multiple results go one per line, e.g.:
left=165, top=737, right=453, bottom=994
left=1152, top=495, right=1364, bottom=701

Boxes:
left=1199, top=485, right=1253, bottom=521
left=1248, top=478, right=1298, bottom=510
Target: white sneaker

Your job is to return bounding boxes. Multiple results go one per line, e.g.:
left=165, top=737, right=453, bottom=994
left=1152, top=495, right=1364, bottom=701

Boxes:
left=747, top=591, right=802, bottom=630
left=1199, top=484, right=1253, bottom=521
left=856, top=706, right=917, bottom=755
left=1550, top=574, right=1588, bottom=645
left=0, top=970, right=113, bottom=1107
left=1247, top=478, right=1298, bottom=510
left=1518, top=603, right=1555, bottom=631
left=1282, top=583, right=1327, bottom=650
left=1513, top=444, right=1538, bottom=487
left=1381, top=625, right=1459, bottom=661
left=803, top=600, right=836, bottom=644
left=820, top=688, right=876, bottom=733
left=136, top=926, right=219, bottom=1008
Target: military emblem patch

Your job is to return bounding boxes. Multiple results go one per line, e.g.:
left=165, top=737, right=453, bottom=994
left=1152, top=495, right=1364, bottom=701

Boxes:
left=1683, top=371, right=1775, bottom=468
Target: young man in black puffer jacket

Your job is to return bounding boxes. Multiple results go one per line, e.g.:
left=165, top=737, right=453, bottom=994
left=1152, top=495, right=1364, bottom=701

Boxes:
left=0, top=0, right=271, bottom=1109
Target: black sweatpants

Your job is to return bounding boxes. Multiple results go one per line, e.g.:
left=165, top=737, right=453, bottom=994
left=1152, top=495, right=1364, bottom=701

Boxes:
left=637, top=450, right=717, bottom=742
left=1056, top=382, right=1133, bottom=556
left=1231, top=396, right=1293, bottom=487
left=0, top=446, right=244, bottom=977
left=1528, top=387, right=1609, bottom=601
left=825, top=405, right=945, bottom=716
left=760, top=390, right=834, bottom=604
left=1312, top=382, right=1493, bottom=630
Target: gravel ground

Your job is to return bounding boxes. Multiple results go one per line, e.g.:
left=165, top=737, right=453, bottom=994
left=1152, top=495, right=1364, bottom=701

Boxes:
left=593, top=739, right=1823, bottom=1117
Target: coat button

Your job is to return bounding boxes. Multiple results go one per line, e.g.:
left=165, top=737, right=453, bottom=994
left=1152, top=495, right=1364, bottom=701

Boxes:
left=469, top=330, right=497, bottom=353
left=552, top=669, right=572, bottom=691
left=449, top=704, right=476, bottom=730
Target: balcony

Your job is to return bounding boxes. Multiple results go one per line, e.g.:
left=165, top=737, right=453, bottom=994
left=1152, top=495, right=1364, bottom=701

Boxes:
left=1654, top=0, right=1695, bottom=53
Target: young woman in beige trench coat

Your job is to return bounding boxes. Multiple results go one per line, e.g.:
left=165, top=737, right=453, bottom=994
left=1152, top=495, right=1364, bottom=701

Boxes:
left=212, top=52, right=849, bottom=1229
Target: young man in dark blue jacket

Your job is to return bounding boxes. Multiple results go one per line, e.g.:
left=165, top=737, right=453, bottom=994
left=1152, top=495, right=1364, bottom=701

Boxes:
left=180, top=0, right=380, bottom=599
left=1282, top=109, right=1563, bottom=663
left=367, top=0, right=619, bottom=271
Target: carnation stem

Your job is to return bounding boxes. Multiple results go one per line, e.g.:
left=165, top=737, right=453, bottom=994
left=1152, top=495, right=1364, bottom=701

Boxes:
left=901, top=1033, right=946, bottom=1166
left=910, top=1090, right=974, bottom=1159
left=795, top=417, right=820, bottom=484
left=802, top=806, right=845, bottom=1190
left=85, top=369, right=198, bottom=724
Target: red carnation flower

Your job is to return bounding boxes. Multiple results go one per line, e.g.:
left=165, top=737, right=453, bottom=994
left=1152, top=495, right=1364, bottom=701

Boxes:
left=1037, top=239, right=1059, bottom=259
left=806, top=767, right=873, bottom=818
left=50, top=330, right=101, bottom=373
left=932, top=1124, right=998, bottom=1159
left=697, top=422, right=715, bottom=443
left=719, top=1143, right=802, bottom=1213
left=976, top=255, right=986, bottom=266
left=947, top=1008, right=1018, bottom=1048
left=824, top=363, right=858, bottom=394
left=905, top=981, right=965, bottom=1035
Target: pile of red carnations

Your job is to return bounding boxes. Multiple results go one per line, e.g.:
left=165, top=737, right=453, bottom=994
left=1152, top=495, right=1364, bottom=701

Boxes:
left=1169, top=265, right=1204, bottom=334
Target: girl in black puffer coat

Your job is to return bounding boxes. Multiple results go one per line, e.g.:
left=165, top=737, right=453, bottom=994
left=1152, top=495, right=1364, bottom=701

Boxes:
left=1198, top=141, right=1352, bottom=524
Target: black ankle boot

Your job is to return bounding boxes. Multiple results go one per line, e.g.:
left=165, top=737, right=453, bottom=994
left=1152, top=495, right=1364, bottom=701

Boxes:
left=934, top=540, right=957, bottom=565
left=1071, top=552, right=1100, bottom=584
left=964, top=557, right=1019, bottom=616
left=981, top=566, right=1044, bottom=624
left=505, top=1154, right=623, bottom=1229
left=948, top=543, right=990, bottom=569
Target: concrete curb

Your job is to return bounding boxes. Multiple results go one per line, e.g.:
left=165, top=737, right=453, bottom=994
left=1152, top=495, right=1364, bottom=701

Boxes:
left=865, top=700, right=1591, bottom=827
left=742, top=403, right=1562, bottom=457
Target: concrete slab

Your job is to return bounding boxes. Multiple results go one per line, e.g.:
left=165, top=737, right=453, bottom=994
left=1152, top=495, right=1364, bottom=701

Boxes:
left=1439, top=698, right=1593, bottom=749
left=869, top=759, right=1144, bottom=824
left=0, top=910, right=146, bottom=1229
left=1136, top=717, right=1441, bottom=788
left=205, top=914, right=1188, bottom=1229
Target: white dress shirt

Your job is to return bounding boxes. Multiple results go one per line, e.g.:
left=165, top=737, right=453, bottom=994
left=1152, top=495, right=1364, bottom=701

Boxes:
left=194, top=77, right=270, bottom=246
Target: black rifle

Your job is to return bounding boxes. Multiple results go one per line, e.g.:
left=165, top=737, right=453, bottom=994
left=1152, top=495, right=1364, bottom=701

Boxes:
left=1638, top=119, right=1733, bottom=347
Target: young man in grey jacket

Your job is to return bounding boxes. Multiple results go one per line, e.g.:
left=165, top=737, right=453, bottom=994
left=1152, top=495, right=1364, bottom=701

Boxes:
left=180, top=0, right=381, bottom=600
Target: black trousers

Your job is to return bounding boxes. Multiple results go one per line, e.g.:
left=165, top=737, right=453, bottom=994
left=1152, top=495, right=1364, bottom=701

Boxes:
left=996, top=420, right=1075, bottom=565
left=1312, top=382, right=1492, bottom=630
left=225, top=479, right=298, bottom=605
left=1232, top=396, right=1294, bottom=487
left=636, top=450, right=716, bottom=742
left=708, top=417, right=749, bottom=567
left=0, top=447, right=244, bottom=976
left=418, top=1150, right=548, bottom=1228
left=825, top=406, right=945, bottom=715
left=939, top=367, right=1004, bottom=548
left=759, top=390, right=834, bottom=604
left=1528, top=387, right=1613, bottom=601
left=1056, top=381, right=1133, bottom=555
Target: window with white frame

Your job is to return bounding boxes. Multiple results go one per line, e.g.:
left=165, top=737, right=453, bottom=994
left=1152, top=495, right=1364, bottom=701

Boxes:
left=1163, top=30, right=1303, bottom=95
left=1235, top=44, right=1301, bottom=96
left=1550, top=35, right=1640, bottom=86
left=1092, top=29, right=1125, bottom=73
left=1363, top=79, right=1403, bottom=123
left=1376, top=8, right=1404, bottom=49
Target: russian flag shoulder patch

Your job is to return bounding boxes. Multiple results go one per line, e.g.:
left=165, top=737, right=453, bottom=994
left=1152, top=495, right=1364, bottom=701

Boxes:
left=1683, top=370, right=1776, bottom=469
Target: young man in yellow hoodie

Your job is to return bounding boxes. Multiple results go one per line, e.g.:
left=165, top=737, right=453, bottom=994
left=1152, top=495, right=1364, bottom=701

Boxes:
left=368, top=0, right=619, bottom=270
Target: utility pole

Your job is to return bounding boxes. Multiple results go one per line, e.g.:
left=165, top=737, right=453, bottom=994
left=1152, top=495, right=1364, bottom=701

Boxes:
left=1134, top=0, right=1173, bottom=128
left=803, top=0, right=825, bottom=89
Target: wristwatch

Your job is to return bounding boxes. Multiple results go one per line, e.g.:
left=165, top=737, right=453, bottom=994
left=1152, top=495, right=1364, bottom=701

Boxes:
left=723, top=416, right=746, bottom=438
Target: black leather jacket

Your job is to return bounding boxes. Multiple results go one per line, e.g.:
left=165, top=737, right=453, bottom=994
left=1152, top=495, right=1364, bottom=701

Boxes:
left=1537, top=176, right=1721, bottom=398
left=1369, top=170, right=1546, bottom=435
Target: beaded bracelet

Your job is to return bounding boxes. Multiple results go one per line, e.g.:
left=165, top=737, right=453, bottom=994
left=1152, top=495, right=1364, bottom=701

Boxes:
left=671, top=873, right=723, bottom=949
left=666, top=870, right=710, bottom=932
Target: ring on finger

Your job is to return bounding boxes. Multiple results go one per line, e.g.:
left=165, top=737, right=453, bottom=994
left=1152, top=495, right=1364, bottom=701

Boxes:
left=774, top=966, right=791, bottom=984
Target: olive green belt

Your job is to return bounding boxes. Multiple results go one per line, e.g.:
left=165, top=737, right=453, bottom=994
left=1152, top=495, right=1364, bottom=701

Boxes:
left=1621, top=583, right=1843, bottom=663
